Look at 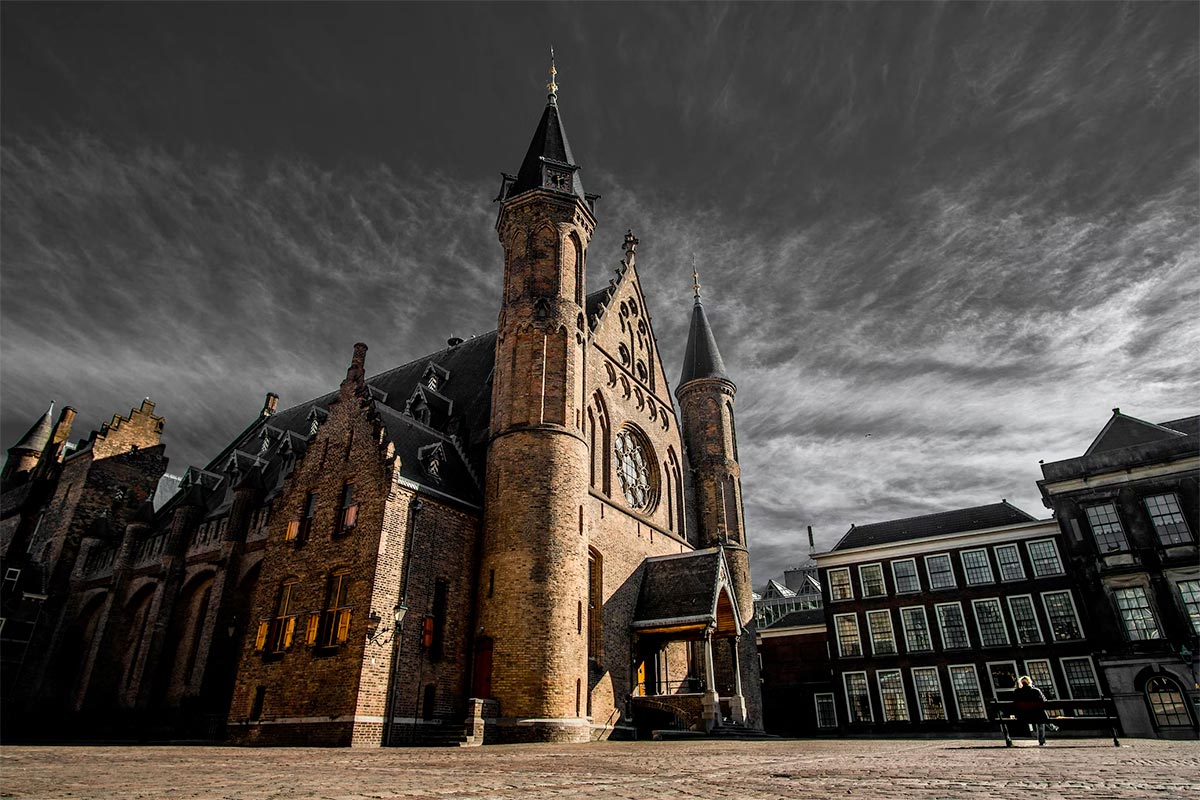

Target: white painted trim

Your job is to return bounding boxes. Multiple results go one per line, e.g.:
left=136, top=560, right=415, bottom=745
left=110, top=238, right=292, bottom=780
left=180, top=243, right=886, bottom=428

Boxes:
left=971, top=597, right=1011, bottom=648
left=924, top=552, right=957, bottom=590
left=842, top=670, right=873, bottom=724
left=1006, top=594, right=1044, bottom=645
left=833, top=612, right=862, bottom=658
left=813, top=692, right=838, bottom=728
left=1025, top=538, right=1065, bottom=578
left=758, top=624, right=825, bottom=639
left=875, top=669, right=909, bottom=722
left=814, top=520, right=1059, bottom=566
left=910, top=666, right=946, bottom=722
left=1041, top=456, right=1200, bottom=495
left=890, top=557, right=921, bottom=594
left=992, top=543, right=1026, bottom=582
left=899, top=606, right=933, bottom=653
left=859, top=562, right=887, bottom=599
left=827, top=566, right=854, bottom=601
left=1041, top=589, right=1085, bottom=641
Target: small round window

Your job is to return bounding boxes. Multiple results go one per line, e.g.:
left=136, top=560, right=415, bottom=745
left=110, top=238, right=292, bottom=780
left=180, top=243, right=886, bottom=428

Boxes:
left=614, top=426, right=657, bottom=511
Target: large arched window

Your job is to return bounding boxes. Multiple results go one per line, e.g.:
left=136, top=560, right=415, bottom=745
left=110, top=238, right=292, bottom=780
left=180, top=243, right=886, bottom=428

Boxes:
left=613, top=425, right=658, bottom=512
left=1145, top=675, right=1193, bottom=727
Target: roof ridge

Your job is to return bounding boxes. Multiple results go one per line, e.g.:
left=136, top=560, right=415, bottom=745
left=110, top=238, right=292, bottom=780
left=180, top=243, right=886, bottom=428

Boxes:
left=850, top=501, right=1029, bottom=531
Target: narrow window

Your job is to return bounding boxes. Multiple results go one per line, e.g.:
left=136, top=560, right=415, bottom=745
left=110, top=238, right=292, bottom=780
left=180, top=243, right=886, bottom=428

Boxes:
left=866, top=609, right=897, bottom=655
left=335, top=484, right=358, bottom=536
left=287, top=491, right=317, bottom=544
left=1178, top=579, right=1200, bottom=634
left=1084, top=503, right=1128, bottom=552
left=911, top=667, right=946, bottom=721
left=935, top=602, right=970, bottom=649
left=827, top=568, right=854, bottom=601
left=587, top=549, right=603, bottom=662
left=859, top=563, right=886, bottom=597
left=270, top=579, right=299, bottom=653
left=1042, top=591, right=1084, bottom=641
left=834, top=613, right=862, bottom=657
left=891, top=559, right=920, bottom=593
left=960, top=549, right=993, bottom=585
left=877, top=670, right=910, bottom=722
left=1025, top=539, right=1063, bottom=577
left=924, top=554, right=956, bottom=590
left=900, top=607, right=932, bottom=652
left=1007, top=595, right=1043, bottom=644
left=814, top=693, right=838, bottom=728
left=1144, top=493, right=1192, bottom=545
left=250, top=686, right=266, bottom=721
left=1113, top=586, right=1161, bottom=641
left=972, top=598, right=1010, bottom=647
left=948, top=665, right=986, bottom=720
left=843, top=671, right=872, bottom=723
left=430, top=578, right=449, bottom=659
left=322, top=571, right=353, bottom=646
left=993, top=544, right=1025, bottom=582
left=487, top=568, right=495, bottom=599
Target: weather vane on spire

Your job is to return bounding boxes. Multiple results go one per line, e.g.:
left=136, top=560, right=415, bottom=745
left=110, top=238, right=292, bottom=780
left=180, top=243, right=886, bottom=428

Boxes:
left=692, top=254, right=702, bottom=302
left=547, top=47, right=558, bottom=103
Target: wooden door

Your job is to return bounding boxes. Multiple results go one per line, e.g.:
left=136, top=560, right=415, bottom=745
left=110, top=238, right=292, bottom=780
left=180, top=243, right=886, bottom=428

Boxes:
left=472, top=637, right=493, bottom=699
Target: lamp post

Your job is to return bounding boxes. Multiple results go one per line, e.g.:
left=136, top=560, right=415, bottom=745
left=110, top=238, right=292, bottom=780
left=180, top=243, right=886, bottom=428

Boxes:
left=381, top=602, right=408, bottom=746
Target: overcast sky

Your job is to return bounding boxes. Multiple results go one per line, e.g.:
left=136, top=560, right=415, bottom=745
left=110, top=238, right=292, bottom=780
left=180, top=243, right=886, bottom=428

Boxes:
left=2, top=2, right=1197, bottom=584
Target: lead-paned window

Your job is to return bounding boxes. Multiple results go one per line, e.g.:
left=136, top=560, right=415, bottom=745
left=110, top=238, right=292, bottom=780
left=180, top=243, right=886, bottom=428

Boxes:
left=1144, top=494, right=1192, bottom=545
left=987, top=661, right=1019, bottom=699
left=891, top=558, right=920, bottom=594
left=1178, top=580, right=1200, bottom=634
left=877, top=670, right=910, bottom=722
left=900, top=606, right=933, bottom=652
left=1146, top=676, right=1192, bottom=727
left=925, top=553, right=956, bottom=589
left=828, top=568, right=854, bottom=602
left=1085, top=503, right=1128, bottom=553
left=1023, top=659, right=1059, bottom=702
left=1006, top=595, right=1043, bottom=644
left=994, top=544, right=1025, bottom=582
left=1026, top=539, right=1064, bottom=577
left=1042, top=591, right=1084, bottom=641
left=859, top=563, right=886, bottom=598
left=961, top=549, right=994, bottom=585
left=911, top=667, right=947, bottom=721
left=834, top=613, right=862, bottom=657
left=948, top=664, right=987, bottom=720
left=1113, top=586, right=1161, bottom=641
left=935, top=602, right=970, bottom=649
left=972, top=598, right=1010, bottom=647
left=815, top=693, right=838, bottom=728
left=866, top=609, right=897, bottom=655
left=1060, top=656, right=1101, bottom=699
left=843, top=671, right=873, bottom=723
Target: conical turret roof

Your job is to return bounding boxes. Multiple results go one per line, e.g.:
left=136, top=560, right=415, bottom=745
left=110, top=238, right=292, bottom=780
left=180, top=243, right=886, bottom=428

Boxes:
left=9, top=403, right=54, bottom=454
left=679, top=300, right=730, bottom=386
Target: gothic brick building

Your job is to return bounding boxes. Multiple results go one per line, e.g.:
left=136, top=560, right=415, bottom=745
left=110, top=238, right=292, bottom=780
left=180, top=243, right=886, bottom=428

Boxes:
left=0, top=69, right=762, bottom=746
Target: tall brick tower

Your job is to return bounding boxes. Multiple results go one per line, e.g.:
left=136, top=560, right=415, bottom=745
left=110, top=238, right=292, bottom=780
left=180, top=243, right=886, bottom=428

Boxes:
left=676, top=272, right=754, bottom=626
left=477, top=56, right=597, bottom=743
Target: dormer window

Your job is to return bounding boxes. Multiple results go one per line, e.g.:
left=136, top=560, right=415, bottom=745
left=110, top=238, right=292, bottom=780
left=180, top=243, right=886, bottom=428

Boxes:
left=428, top=458, right=441, bottom=480
left=418, top=444, right=445, bottom=483
left=427, top=374, right=439, bottom=391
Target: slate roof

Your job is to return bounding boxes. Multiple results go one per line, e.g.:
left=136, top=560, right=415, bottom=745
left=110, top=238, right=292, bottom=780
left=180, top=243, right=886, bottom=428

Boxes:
left=831, top=501, right=1039, bottom=551
left=506, top=99, right=588, bottom=203
left=1085, top=410, right=1190, bottom=455
left=1040, top=412, right=1199, bottom=483
left=635, top=549, right=739, bottom=635
left=678, top=300, right=730, bottom=386
left=9, top=404, right=53, bottom=454
left=765, top=608, right=826, bottom=629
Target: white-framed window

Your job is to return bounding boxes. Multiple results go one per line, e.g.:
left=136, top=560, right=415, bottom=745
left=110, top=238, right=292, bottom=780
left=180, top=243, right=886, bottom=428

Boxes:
left=859, top=563, right=886, bottom=598
left=877, top=669, right=910, bottom=722
left=834, top=613, right=863, bottom=657
left=993, top=543, right=1025, bottom=582
left=843, top=671, right=873, bottom=723
left=900, top=606, right=933, bottom=652
left=1025, top=538, right=1064, bottom=577
left=948, top=664, right=987, bottom=720
left=1041, top=590, right=1084, bottom=641
left=891, top=558, right=920, bottom=594
left=1177, top=579, right=1200, bottom=634
left=1113, top=586, right=1162, bottom=641
left=814, top=692, right=838, bottom=728
left=1085, top=503, right=1128, bottom=553
left=828, top=568, right=854, bottom=602
left=1060, top=656, right=1101, bottom=699
left=866, top=609, right=897, bottom=655
left=1023, top=659, right=1059, bottom=702
left=972, top=598, right=1010, bottom=647
left=1143, top=493, right=1192, bottom=546
left=1006, top=594, right=1043, bottom=645
left=911, top=666, right=947, bottom=721
left=986, top=660, right=1019, bottom=699
left=935, top=602, right=970, bottom=649
left=925, top=553, right=956, bottom=590
left=961, top=549, right=994, bottom=585
left=1145, top=676, right=1193, bottom=727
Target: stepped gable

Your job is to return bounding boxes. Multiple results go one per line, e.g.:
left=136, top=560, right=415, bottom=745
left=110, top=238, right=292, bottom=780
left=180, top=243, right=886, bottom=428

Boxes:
left=832, top=501, right=1038, bottom=551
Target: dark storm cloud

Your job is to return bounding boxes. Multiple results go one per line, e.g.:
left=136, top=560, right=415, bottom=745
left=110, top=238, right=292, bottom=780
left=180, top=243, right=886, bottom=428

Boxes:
left=2, top=2, right=1197, bottom=585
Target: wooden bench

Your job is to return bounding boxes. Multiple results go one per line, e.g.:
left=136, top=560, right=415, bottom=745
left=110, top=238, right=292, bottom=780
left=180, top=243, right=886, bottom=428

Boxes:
left=987, top=698, right=1120, bottom=747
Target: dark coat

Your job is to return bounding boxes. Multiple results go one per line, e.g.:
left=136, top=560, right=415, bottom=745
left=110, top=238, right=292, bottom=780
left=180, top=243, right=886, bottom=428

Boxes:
left=1012, top=685, right=1048, bottom=723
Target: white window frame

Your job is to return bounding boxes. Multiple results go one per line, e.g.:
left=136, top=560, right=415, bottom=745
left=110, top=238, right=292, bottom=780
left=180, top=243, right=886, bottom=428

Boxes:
left=876, top=669, right=910, bottom=722
left=1143, top=492, right=1193, bottom=545
left=1112, top=585, right=1163, bottom=641
left=993, top=543, right=1026, bottom=582
left=888, top=558, right=921, bottom=594
left=1023, top=658, right=1059, bottom=701
left=924, top=553, right=956, bottom=590
left=859, top=562, right=887, bottom=598
left=900, top=605, right=933, bottom=652
left=828, top=567, right=854, bottom=602
left=985, top=660, right=1020, bottom=699
left=935, top=601, right=971, bottom=649
left=834, top=612, right=863, bottom=658
left=1041, top=590, right=1085, bottom=641
left=1084, top=502, right=1129, bottom=553
left=972, top=597, right=1011, bottom=648
left=1025, top=538, right=1064, bottom=577
left=910, top=666, right=947, bottom=721
left=843, top=671, right=873, bottom=724
left=960, top=548, right=994, bottom=585
left=948, top=663, right=987, bottom=720
left=866, top=609, right=897, bottom=656
left=1176, top=579, right=1200, bottom=635
left=1060, top=656, right=1101, bottom=699
left=1006, top=594, right=1044, bottom=645
left=814, top=692, right=838, bottom=728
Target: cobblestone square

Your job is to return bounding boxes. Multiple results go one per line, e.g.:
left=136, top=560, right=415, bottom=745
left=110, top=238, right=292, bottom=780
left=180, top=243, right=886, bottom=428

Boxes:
left=3, top=738, right=1198, bottom=800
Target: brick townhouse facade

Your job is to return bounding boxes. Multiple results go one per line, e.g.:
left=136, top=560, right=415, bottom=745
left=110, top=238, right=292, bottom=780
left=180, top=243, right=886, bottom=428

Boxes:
left=0, top=65, right=762, bottom=746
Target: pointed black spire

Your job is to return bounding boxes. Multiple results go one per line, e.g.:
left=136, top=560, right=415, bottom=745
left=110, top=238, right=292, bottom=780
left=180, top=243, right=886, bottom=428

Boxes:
left=678, top=270, right=730, bottom=386
left=503, top=52, right=588, bottom=204
left=9, top=402, right=55, bottom=454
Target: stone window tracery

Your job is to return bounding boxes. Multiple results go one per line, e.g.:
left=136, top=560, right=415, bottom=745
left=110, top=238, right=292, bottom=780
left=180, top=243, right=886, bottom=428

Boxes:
left=613, top=426, right=657, bottom=512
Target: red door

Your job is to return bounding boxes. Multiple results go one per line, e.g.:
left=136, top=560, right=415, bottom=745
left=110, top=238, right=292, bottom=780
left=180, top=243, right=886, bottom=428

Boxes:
left=472, top=637, right=493, bottom=699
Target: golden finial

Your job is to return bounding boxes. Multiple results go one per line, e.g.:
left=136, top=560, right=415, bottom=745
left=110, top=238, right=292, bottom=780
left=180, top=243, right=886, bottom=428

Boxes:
left=547, top=47, right=559, bottom=103
left=692, top=255, right=702, bottom=302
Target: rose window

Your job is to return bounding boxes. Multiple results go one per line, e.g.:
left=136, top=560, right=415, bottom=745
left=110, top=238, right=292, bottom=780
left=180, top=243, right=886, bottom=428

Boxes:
left=614, top=428, right=656, bottom=511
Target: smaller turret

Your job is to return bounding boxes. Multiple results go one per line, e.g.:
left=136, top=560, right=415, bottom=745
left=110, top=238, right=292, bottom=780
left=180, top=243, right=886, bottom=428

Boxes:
left=2, top=403, right=55, bottom=485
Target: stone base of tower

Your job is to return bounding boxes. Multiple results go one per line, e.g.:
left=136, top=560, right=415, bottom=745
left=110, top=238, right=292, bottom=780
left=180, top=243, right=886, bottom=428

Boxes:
left=484, top=716, right=592, bottom=744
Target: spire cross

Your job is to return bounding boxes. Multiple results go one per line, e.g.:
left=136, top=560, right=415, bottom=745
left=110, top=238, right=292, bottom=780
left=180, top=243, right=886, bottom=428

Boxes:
left=547, top=47, right=558, bottom=103
left=692, top=255, right=702, bottom=302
